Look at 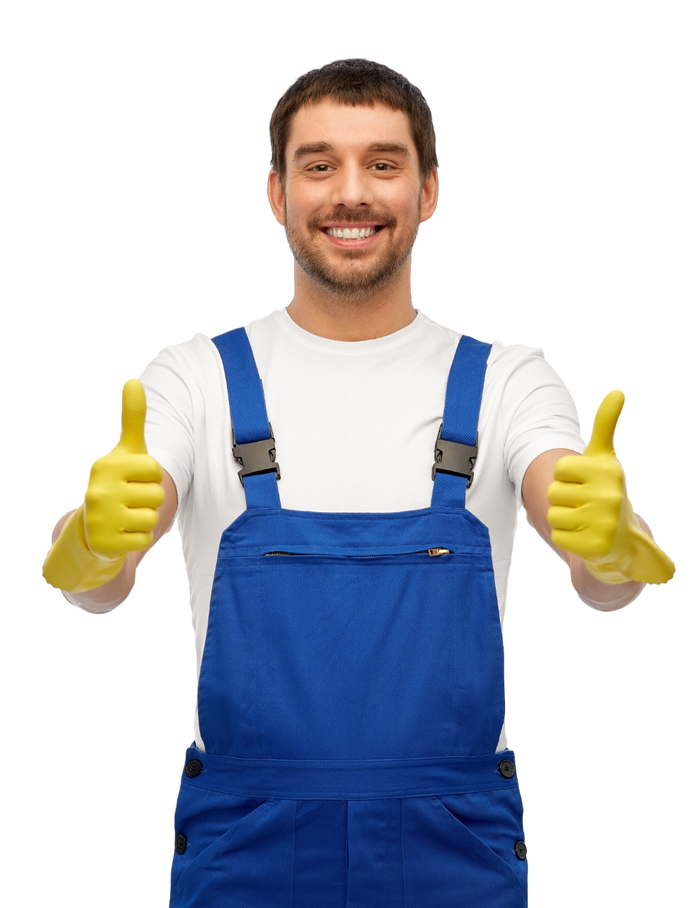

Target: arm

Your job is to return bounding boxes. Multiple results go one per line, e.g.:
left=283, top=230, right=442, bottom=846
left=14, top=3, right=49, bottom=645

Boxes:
left=51, top=469, right=178, bottom=613
left=522, top=391, right=675, bottom=611
left=42, top=380, right=176, bottom=613
left=523, top=448, right=645, bottom=610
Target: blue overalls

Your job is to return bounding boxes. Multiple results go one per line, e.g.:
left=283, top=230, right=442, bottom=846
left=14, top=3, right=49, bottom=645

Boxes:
left=169, top=329, right=528, bottom=907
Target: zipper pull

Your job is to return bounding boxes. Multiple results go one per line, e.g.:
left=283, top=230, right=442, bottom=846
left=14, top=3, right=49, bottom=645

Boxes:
left=427, top=548, right=451, bottom=556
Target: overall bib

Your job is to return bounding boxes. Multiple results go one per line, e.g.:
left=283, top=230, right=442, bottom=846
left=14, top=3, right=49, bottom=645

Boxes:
left=169, top=329, right=528, bottom=907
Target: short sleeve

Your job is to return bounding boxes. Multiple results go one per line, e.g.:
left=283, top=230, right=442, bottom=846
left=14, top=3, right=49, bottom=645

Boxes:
left=139, top=346, right=196, bottom=511
left=495, top=346, right=586, bottom=504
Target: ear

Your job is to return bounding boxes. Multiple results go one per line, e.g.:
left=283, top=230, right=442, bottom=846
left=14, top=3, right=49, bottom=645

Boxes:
left=267, top=169, right=286, bottom=226
left=419, top=168, right=439, bottom=223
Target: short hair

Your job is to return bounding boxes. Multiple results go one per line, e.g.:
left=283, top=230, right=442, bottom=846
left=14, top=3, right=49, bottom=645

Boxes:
left=270, top=59, right=438, bottom=183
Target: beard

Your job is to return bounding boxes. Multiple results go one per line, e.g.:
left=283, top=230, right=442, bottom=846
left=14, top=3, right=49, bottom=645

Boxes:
left=284, top=204, right=420, bottom=300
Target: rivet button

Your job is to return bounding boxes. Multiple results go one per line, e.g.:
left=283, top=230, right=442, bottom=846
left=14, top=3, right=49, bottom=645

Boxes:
left=185, top=759, right=203, bottom=778
left=498, top=759, right=515, bottom=779
left=514, top=840, right=527, bottom=861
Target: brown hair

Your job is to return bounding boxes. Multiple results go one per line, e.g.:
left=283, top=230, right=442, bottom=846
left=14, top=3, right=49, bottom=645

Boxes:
left=270, top=59, right=438, bottom=183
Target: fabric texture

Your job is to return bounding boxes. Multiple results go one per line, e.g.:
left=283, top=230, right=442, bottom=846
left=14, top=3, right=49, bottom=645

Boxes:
left=170, top=760, right=527, bottom=907
left=140, top=309, right=584, bottom=752
left=168, top=326, right=529, bottom=907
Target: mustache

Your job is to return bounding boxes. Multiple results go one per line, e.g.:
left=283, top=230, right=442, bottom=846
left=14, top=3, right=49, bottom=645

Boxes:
left=308, top=208, right=398, bottom=230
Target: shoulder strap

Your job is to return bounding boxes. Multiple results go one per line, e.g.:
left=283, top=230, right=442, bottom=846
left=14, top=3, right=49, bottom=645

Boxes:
left=212, top=328, right=488, bottom=512
left=430, top=335, right=491, bottom=509
left=212, top=327, right=281, bottom=510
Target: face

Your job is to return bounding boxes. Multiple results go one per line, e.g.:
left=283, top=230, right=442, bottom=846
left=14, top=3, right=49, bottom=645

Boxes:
left=268, top=98, right=438, bottom=300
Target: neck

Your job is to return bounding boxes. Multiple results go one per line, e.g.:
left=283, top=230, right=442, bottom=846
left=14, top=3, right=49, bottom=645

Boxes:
left=287, top=276, right=416, bottom=341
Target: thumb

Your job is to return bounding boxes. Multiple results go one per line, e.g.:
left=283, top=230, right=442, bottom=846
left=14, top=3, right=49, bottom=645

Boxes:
left=584, top=390, right=625, bottom=458
left=113, top=379, right=148, bottom=454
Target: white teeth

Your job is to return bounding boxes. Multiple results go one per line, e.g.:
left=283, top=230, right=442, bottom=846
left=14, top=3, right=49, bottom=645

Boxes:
left=327, top=227, right=376, bottom=239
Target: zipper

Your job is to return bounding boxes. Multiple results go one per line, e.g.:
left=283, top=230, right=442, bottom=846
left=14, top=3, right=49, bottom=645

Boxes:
left=264, top=548, right=452, bottom=557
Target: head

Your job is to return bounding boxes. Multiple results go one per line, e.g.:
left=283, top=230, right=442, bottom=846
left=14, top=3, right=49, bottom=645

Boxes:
left=269, top=59, right=438, bottom=186
left=267, top=60, right=439, bottom=301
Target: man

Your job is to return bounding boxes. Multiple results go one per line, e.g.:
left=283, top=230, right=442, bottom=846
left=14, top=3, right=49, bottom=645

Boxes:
left=43, top=59, right=673, bottom=907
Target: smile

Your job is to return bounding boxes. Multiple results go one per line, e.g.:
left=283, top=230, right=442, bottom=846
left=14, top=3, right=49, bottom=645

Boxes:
left=324, top=226, right=381, bottom=240
left=322, top=225, right=383, bottom=249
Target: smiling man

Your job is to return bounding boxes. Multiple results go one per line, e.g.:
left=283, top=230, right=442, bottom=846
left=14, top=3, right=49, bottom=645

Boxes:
left=43, top=59, right=673, bottom=907
left=272, top=98, right=435, bottom=322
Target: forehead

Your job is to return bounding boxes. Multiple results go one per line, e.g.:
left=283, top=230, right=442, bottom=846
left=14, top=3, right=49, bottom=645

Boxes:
left=286, top=98, right=417, bottom=163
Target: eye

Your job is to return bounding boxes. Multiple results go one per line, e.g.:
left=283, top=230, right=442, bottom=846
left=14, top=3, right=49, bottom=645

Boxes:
left=371, top=162, right=392, bottom=171
left=310, top=164, right=333, bottom=172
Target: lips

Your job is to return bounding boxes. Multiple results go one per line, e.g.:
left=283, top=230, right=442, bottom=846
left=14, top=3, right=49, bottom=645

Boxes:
left=319, top=221, right=386, bottom=230
left=324, top=226, right=379, bottom=239
left=322, top=225, right=382, bottom=249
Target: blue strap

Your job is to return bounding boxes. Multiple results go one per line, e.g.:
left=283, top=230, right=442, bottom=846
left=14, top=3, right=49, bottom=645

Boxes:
left=431, top=336, right=491, bottom=509
left=212, top=328, right=280, bottom=509
left=212, top=328, right=488, bottom=512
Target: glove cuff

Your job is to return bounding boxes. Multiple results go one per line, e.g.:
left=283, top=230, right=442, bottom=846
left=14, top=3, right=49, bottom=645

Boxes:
left=583, top=559, right=633, bottom=585
left=42, top=505, right=126, bottom=593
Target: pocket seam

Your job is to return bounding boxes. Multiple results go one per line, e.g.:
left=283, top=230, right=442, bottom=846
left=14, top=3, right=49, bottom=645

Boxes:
left=172, top=795, right=273, bottom=898
left=430, top=796, right=526, bottom=898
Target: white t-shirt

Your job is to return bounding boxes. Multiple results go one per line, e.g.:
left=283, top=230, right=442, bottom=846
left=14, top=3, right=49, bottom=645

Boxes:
left=141, top=309, right=585, bottom=750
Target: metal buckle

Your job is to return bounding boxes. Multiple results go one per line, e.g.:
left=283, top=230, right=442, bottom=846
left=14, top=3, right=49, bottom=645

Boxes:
left=232, top=423, right=280, bottom=485
left=432, top=424, right=478, bottom=488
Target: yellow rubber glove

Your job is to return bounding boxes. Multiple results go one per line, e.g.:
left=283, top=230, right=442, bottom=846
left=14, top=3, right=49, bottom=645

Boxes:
left=547, top=390, right=675, bottom=585
left=42, top=380, right=165, bottom=593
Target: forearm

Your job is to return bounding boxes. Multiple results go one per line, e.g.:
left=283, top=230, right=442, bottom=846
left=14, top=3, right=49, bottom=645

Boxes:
left=567, top=512, right=658, bottom=610
left=50, top=510, right=135, bottom=613
left=62, top=566, right=135, bottom=613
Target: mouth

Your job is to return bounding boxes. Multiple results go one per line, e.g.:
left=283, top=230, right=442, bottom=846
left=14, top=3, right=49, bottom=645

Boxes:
left=323, top=224, right=385, bottom=242
left=324, top=225, right=382, bottom=239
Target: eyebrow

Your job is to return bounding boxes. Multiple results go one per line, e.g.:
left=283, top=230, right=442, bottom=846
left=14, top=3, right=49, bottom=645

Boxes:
left=292, top=141, right=411, bottom=161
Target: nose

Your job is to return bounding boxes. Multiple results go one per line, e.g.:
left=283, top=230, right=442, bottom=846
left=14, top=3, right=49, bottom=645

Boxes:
left=329, top=161, right=374, bottom=209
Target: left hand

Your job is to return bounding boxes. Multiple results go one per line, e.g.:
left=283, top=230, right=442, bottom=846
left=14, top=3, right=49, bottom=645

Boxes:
left=547, top=391, right=675, bottom=585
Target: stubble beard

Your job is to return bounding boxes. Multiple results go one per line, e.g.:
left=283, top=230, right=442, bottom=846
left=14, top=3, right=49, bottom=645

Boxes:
left=284, top=203, right=421, bottom=302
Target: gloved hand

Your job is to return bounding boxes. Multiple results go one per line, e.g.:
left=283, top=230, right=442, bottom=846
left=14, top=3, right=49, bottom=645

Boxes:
left=547, top=390, right=675, bottom=585
left=42, top=380, right=165, bottom=593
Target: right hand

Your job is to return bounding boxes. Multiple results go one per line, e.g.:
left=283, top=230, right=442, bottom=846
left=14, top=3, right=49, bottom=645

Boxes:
left=83, top=379, right=165, bottom=558
left=547, top=390, right=674, bottom=585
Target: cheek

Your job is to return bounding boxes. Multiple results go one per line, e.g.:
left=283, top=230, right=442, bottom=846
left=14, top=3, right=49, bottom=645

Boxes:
left=287, top=182, right=330, bottom=216
left=379, top=185, right=420, bottom=219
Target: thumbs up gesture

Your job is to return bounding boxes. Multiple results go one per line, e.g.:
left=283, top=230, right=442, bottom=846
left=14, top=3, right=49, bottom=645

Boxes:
left=547, top=391, right=675, bottom=585
left=83, top=380, right=164, bottom=558
left=43, top=381, right=165, bottom=592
